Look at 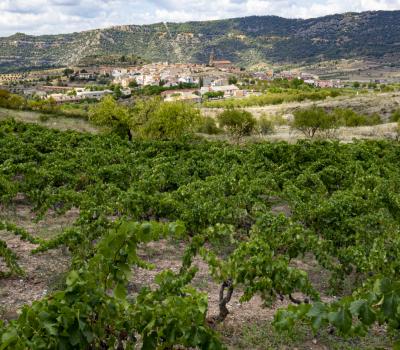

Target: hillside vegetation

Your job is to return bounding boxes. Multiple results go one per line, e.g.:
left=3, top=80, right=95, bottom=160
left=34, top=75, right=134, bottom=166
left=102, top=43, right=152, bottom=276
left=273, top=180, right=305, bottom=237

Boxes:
left=1, top=11, right=400, bottom=72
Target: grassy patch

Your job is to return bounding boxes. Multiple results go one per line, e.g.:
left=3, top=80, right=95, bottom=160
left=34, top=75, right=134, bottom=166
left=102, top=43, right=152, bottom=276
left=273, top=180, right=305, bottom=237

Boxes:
left=220, top=320, right=393, bottom=349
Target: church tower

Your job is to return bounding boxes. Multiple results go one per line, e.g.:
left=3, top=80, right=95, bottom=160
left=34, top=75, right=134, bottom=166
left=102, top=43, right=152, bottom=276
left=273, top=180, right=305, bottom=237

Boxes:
left=209, top=49, right=215, bottom=66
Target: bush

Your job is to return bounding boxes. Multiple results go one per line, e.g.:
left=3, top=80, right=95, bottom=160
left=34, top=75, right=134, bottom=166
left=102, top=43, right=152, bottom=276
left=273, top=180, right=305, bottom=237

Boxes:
left=203, top=91, right=224, bottom=100
left=39, top=114, right=50, bottom=122
left=368, top=113, right=381, bottom=125
left=197, top=116, right=222, bottom=135
left=135, top=101, right=201, bottom=141
left=88, top=95, right=132, bottom=140
left=292, top=106, right=338, bottom=138
left=390, top=109, right=400, bottom=122
left=257, top=116, right=275, bottom=135
left=332, top=108, right=381, bottom=126
left=0, top=90, right=26, bottom=110
left=217, top=109, right=256, bottom=143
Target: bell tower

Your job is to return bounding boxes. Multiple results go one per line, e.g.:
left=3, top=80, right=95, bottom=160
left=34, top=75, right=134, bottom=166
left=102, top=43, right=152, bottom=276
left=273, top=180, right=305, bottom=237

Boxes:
left=209, top=49, right=215, bottom=66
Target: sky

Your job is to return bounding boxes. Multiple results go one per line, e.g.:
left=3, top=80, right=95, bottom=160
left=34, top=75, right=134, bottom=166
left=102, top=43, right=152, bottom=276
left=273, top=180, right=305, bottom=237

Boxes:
left=0, top=0, right=400, bottom=37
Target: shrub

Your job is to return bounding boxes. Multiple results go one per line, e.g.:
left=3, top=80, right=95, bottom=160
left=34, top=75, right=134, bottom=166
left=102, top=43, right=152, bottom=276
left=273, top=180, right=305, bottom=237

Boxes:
left=88, top=95, right=132, bottom=140
left=292, top=106, right=338, bottom=138
left=332, top=108, right=368, bottom=127
left=333, top=108, right=381, bottom=126
left=135, top=101, right=201, bottom=141
left=0, top=90, right=26, bottom=110
left=39, top=114, right=50, bottom=122
left=390, top=109, right=400, bottom=122
left=217, top=109, right=256, bottom=143
left=368, top=113, right=381, bottom=125
left=197, top=116, right=222, bottom=135
left=257, top=116, right=275, bottom=135
left=203, top=91, right=224, bottom=100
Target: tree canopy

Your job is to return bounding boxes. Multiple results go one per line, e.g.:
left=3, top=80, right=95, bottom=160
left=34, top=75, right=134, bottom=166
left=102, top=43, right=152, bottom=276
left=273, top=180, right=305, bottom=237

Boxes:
left=217, top=108, right=256, bottom=143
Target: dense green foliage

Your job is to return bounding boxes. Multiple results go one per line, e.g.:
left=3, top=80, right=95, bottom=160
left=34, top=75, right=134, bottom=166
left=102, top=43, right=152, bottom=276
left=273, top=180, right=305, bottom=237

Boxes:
left=217, top=109, right=256, bottom=142
left=88, top=97, right=201, bottom=141
left=1, top=119, right=400, bottom=347
left=196, top=116, right=222, bottom=135
left=134, top=101, right=200, bottom=140
left=203, top=89, right=342, bottom=108
left=292, top=106, right=382, bottom=138
left=88, top=95, right=132, bottom=139
left=330, top=108, right=381, bottom=127
left=0, top=89, right=89, bottom=119
left=133, top=83, right=199, bottom=96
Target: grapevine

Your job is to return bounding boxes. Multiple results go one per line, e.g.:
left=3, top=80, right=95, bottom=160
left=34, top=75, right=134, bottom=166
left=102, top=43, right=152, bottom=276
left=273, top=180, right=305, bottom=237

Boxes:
left=1, top=118, right=400, bottom=347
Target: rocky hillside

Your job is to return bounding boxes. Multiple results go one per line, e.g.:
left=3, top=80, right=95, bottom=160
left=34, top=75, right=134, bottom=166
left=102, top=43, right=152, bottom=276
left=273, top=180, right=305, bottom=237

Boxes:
left=1, top=10, right=400, bottom=72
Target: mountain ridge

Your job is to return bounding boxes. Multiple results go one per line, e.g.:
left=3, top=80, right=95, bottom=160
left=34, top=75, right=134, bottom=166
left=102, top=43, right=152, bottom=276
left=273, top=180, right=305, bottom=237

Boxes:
left=1, top=10, right=400, bottom=72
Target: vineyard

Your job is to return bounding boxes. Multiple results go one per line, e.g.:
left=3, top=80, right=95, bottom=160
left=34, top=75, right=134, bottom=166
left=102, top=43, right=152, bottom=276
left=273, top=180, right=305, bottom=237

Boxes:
left=1, top=118, right=400, bottom=349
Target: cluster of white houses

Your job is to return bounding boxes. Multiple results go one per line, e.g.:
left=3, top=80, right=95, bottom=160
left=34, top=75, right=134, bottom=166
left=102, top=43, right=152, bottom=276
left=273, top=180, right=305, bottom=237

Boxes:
left=161, top=84, right=245, bottom=103
left=110, top=61, right=239, bottom=88
left=45, top=86, right=134, bottom=103
left=0, top=57, right=344, bottom=104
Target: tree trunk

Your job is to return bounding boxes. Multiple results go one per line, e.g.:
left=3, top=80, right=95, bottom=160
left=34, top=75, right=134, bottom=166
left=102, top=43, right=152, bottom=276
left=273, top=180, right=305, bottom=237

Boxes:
left=216, top=279, right=234, bottom=323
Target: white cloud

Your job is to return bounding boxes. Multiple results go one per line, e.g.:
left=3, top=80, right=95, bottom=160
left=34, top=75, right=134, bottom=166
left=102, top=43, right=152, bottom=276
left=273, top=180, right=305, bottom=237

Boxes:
left=0, top=0, right=399, bottom=36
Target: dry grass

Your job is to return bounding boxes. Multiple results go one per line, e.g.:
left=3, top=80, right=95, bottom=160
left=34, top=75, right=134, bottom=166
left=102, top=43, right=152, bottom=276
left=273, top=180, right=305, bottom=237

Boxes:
left=202, top=91, right=400, bottom=122
left=0, top=107, right=99, bottom=133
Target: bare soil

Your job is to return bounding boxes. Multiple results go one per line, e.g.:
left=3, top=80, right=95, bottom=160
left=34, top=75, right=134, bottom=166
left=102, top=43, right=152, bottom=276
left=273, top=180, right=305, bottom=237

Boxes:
left=202, top=91, right=400, bottom=121
left=0, top=107, right=99, bottom=133
left=0, top=204, right=77, bottom=319
left=0, top=205, right=392, bottom=348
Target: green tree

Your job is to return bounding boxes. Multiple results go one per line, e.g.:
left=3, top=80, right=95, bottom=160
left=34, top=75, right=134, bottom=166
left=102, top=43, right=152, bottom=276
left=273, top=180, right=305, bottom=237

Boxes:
left=292, top=106, right=337, bottom=138
left=63, top=68, right=74, bottom=77
left=217, top=109, right=256, bottom=143
left=130, top=97, right=162, bottom=131
left=197, top=116, right=222, bottom=135
left=128, top=80, right=138, bottom=88
left=228, top=76, right=238, bottom=85
left=203, top=91, right=224, bottom=100
left=88, top=95, right=132, bottom=140
left=7, top=95, right=26, bottom=109
left=134, top=100, right=200, bottom=140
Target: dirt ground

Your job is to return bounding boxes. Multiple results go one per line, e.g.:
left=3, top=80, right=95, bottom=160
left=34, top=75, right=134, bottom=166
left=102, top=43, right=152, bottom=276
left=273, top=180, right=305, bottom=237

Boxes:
left=0, top=205, right=77, bottom=319
left=133, top=240, right=391, bottom=350
left=202, top=91, right=400, bottom=121
left=0, top=109, right=397, bottom=347
left=0, top=204, right=393, bottom=349
left=0, top=107, right=99, bottom=133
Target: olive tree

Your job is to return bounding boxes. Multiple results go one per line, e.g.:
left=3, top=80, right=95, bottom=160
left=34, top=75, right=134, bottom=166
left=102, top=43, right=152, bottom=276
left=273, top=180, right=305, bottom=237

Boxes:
left=292, top=106, right=338, bottom=138
left=132, top=98, right=201, bottom=141
left=88, top=95, right=132, bottom=140
left=217, top=108, right=256, bottom=143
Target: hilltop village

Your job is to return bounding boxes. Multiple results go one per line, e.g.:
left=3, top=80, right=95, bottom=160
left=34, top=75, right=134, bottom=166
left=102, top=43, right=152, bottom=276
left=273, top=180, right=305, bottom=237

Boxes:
left=0, top=52, right=344, bottom=104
